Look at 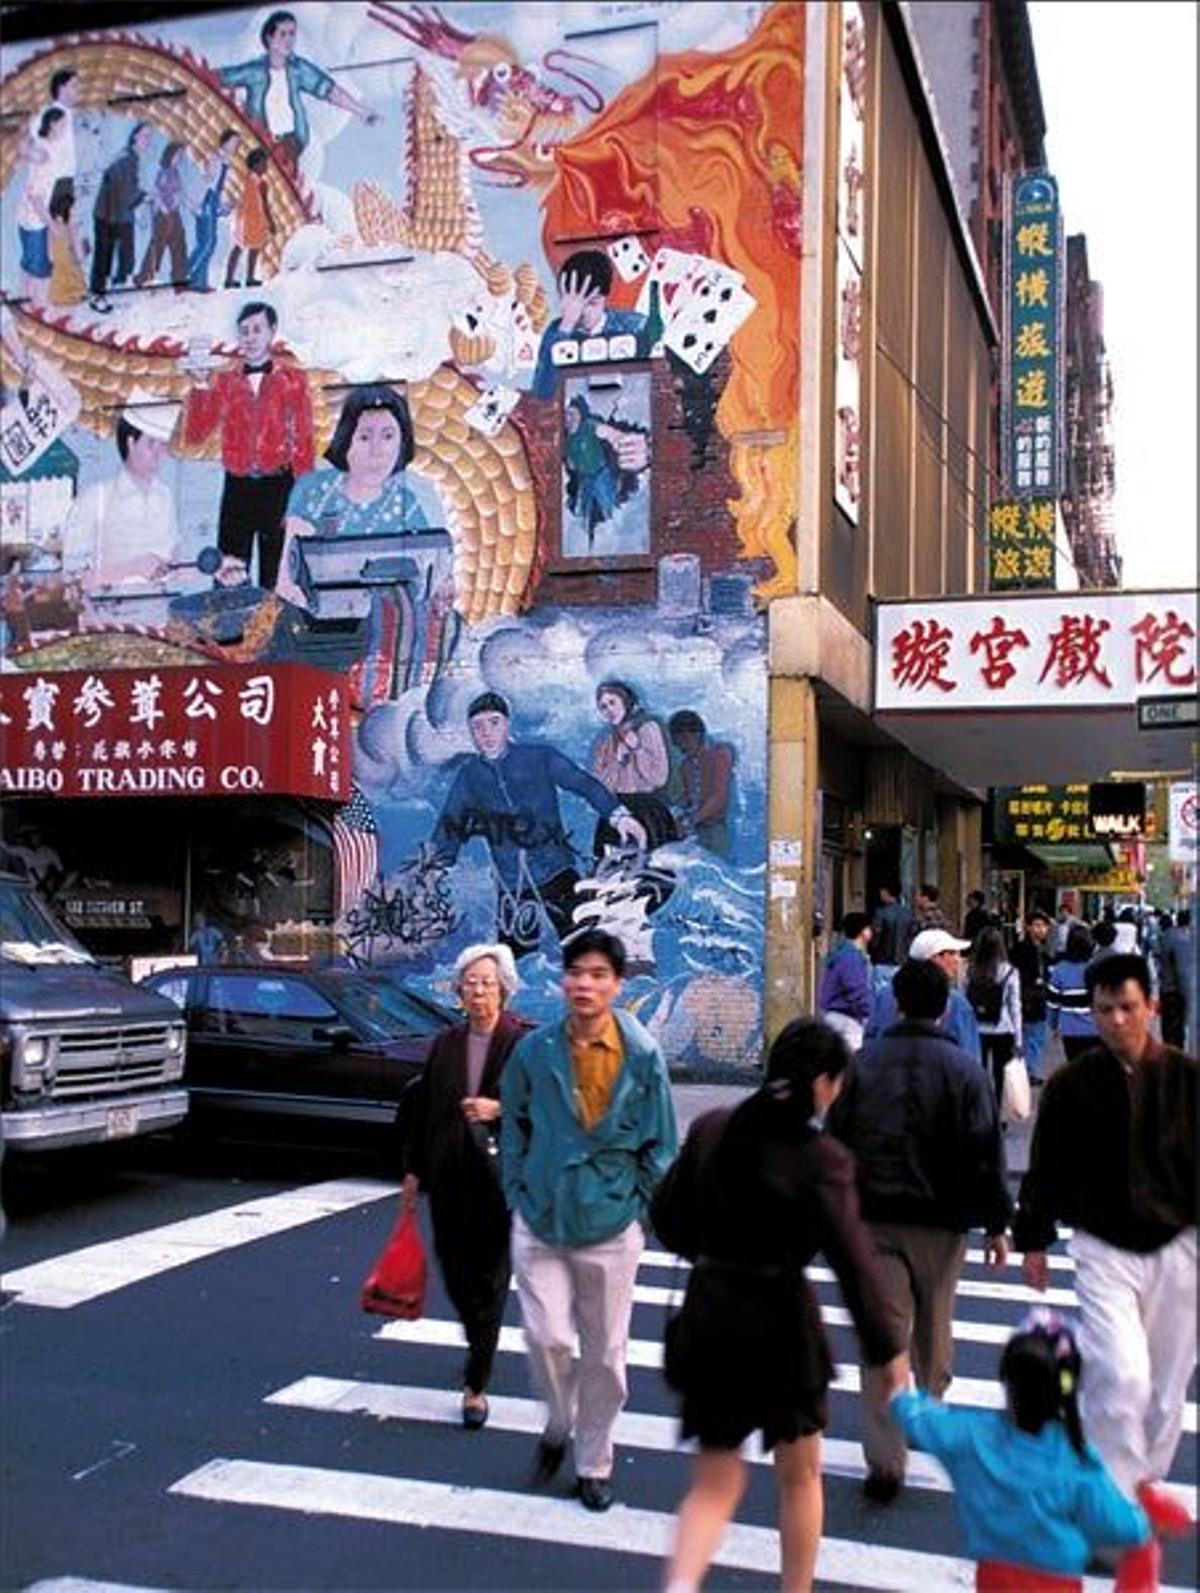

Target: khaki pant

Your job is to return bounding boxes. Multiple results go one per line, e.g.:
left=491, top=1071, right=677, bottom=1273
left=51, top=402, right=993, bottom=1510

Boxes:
left=511, top=1212, right=644, bottom=1479
left=860, top=1222, right=968, bottom=1476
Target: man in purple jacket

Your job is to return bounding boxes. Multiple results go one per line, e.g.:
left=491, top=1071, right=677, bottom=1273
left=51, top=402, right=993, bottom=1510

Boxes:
left=818, top=910, right=873, bottom=1051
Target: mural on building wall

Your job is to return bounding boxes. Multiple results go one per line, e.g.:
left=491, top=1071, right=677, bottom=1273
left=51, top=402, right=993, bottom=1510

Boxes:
left=0, top=1, right=803, bottom=1064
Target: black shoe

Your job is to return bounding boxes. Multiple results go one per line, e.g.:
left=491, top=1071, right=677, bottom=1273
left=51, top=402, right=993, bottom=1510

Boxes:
left=576, top=1476, right=613, bottom=1512
left=863, top=1469, right=903, bottom=1505
left=461, top=1394, right=489, bottom=1430
left=530, top=1435, right=567, bottom=1487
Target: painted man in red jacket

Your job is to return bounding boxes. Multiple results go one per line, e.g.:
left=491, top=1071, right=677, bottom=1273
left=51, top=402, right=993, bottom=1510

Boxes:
left=182, top=300, right=314, bottom=589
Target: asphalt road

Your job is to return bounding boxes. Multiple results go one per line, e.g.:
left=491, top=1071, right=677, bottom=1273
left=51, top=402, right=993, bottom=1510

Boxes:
left=0, top=1089, right=1193, bottom=1592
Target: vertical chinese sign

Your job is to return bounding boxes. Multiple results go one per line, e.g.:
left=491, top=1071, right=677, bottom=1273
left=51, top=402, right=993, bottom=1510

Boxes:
left=987, top=498, right=1057, bottom=589
left=996, top=171, right=1063, bottom=589
left=834, top=1, right=866, bottom=524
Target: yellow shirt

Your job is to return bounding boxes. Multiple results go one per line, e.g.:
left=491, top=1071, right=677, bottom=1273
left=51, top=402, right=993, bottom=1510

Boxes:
left=569, top=1013, right=625, bottom=1130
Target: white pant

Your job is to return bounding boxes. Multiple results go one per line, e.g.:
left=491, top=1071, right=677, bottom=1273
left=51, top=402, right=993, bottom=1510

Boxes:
left=821, top=1011, right=864, bottom=1052
left=511, top=1212, right=644, bottom=1479
left=1069, top=1226, right=1198, bottom=1496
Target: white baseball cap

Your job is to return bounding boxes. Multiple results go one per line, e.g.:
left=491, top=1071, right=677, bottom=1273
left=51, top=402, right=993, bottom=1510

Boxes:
left=909, top=928, right=971, bottom=960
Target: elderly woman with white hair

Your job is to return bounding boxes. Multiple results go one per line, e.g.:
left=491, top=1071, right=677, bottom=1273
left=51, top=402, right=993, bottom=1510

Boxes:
left=401, top=943, right=533, bottom=1428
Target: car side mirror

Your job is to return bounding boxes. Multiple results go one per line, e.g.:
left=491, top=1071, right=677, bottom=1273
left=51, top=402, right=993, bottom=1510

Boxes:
left=314, top=1023, right=355, bottom=1049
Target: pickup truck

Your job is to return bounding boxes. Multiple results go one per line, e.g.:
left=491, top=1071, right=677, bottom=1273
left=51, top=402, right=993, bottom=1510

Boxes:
left=0, top=871, right=188, bottom=1151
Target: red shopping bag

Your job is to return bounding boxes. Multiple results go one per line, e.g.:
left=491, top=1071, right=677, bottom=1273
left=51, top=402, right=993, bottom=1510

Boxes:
left=360, top=1206, right=427, bottom=1319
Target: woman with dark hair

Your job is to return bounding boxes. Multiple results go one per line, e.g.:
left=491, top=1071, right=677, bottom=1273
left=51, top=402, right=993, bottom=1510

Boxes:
left=136, top=140, right=194, bottom=289
left=278, top=384, right=425, bottom=606
left=1047, top=923, right=1099, bottom=1060
left=16, top=107, right=68, bottom=307
left=590, top=680, right=677, bottom=863
left=591, top=680, right=669, bottom=796
left=966, top=925, right=1023, bottom=1105
left=892, top=1309, right=1156, bottom=1590
left=652, top=1019, right=907, bottom=1591
left=47, top=176, right=86, bottom=307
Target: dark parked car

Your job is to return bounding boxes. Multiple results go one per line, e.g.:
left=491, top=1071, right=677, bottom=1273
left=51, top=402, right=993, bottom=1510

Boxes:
left=140, top=965, right=454, bottom=1139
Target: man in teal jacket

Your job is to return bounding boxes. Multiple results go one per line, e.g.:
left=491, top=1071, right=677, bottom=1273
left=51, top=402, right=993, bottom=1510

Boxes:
left=500, top=929, right=677, bottom=1512
left=219, top=10, right=377, bottom=171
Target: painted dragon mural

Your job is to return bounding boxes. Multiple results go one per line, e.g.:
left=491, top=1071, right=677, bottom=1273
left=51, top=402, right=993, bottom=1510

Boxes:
left=0, top=2, right=802, bottom=1067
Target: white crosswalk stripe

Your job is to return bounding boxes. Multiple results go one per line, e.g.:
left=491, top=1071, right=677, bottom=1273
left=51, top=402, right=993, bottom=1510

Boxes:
left=373, top=1313, right=1199, bottom=1433
left=0, top=1179, right=394, bottom=1308
left=11, top=1176, right=1191, bottom=1589
left=168, top=1457, right=1192, bottom=1593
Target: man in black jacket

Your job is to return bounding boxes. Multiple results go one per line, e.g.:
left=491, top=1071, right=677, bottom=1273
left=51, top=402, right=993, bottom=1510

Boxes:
left=1010, top=908, right=1053, bottom=1082
left=1013, top=953, right=1197, bottom=1524
left=828, top=958, right=1011, bottom=1504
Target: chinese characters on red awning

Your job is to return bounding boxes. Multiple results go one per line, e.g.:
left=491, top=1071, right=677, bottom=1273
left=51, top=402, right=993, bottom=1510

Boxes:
left=0, top=662, right=350, bottom=800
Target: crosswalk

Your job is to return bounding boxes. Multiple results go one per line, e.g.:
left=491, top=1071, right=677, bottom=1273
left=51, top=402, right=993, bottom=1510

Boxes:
left=9, top=1181, right=1198, bottom=1592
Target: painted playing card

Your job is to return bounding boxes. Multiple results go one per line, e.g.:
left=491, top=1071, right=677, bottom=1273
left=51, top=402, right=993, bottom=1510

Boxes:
left=662, top=272, right=756, bottom=374
left=607, top=234, right=652, bottom=282
left=636, top=247, right=702, bottom=317
left=465, top=383, right=520, bottom=436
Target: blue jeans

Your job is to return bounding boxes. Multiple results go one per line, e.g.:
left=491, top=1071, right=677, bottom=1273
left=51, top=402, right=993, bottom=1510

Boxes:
left=1023, top=1018, right=1048, bottom=1081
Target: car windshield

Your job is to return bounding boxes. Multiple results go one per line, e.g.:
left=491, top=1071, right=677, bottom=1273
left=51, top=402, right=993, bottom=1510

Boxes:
left=332, top=976, right=450, bottom=1040
left=0, top=881, right=94, bottom=966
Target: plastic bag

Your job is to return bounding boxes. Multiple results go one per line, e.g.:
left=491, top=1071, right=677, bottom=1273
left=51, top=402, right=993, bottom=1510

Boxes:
left=1001, top=1055, right=1032, bottom=1125
left=360, top=1206, right=427, bottom=1319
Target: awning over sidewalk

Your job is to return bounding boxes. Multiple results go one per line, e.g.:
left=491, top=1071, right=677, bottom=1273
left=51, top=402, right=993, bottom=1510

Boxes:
left=873, top=590, right=1198, bottom=788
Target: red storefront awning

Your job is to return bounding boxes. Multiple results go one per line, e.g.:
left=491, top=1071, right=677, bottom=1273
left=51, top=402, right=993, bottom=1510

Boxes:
left=0, top=662, right=351, bottom=801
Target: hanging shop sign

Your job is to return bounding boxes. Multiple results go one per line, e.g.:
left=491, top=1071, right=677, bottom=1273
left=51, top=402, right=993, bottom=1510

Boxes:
left=993, top=784, right=1090, bottom=845
left=0, top=662, right=349, bottom=801
left=1002, top=171, right=1063, bottom=501
left=987, top=498, right=1056, bottom=591
left=876, top=591, right=1198, bottom=712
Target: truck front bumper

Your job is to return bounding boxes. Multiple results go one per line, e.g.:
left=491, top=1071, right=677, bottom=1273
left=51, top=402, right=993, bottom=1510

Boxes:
left=2, top=1089, right=189, bottom=1151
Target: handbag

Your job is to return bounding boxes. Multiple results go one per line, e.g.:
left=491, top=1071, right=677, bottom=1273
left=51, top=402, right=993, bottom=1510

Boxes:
left=360, top=1205, right=427, bottom=1319
left=1001, top=1054, right=1032, bottom=1125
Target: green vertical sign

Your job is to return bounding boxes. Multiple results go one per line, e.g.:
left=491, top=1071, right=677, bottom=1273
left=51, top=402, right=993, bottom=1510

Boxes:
left=1004, top=172, right=1062, bottom=500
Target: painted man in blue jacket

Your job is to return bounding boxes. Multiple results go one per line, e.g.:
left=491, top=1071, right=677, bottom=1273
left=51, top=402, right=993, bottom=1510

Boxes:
left=501, top=929, right=677, bottom=1511
left=431, top=692, right=646, bottom=957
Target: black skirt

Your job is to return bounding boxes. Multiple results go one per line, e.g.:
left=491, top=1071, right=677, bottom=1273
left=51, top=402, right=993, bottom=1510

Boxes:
left=666, top=1256, right=833, bottom=1452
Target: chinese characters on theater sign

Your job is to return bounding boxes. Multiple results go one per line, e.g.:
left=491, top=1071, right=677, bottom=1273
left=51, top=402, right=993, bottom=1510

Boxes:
left=1003, top=172, right=1063, bottom=501
left=987, top=498, right=1057, bottom=590
left=0, top=663, right=349, bottom=801
left=875, top=592, right=1198, bottom=711
left=833, top=0, right=866, bottom=524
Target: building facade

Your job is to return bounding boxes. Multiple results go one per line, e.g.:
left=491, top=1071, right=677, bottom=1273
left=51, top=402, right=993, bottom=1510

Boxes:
left=1, top=1, right=1005, bottom=1058
left=1062, top=233, right=1120, bottom=588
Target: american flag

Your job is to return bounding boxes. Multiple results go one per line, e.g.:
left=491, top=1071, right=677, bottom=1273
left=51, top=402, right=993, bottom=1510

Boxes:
left=331, top=784, right=380, bottom=920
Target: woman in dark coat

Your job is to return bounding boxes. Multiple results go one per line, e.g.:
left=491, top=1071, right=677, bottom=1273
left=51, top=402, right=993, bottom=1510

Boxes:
left=652, top=1020, right=908, bottom=1591
left=401, top=942, right=533, bottom=1429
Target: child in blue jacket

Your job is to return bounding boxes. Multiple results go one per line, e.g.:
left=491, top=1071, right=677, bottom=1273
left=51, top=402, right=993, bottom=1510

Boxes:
left=892, top=1309, right=1161, bottom=1591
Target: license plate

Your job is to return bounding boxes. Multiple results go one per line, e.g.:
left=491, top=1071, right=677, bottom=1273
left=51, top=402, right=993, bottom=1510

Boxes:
left=106, top=1104, right=140, bottom=1139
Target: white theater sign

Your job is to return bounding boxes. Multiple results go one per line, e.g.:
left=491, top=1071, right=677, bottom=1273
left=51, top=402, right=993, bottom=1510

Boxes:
left=872, top=591, right=1198, bottom=788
